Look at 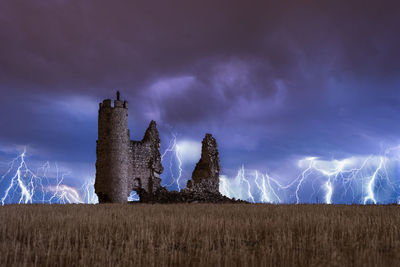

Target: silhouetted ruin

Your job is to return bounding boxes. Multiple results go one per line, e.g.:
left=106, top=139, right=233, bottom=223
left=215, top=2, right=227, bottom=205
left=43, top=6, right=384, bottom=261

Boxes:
left=95, top=92, right=243, bottom=203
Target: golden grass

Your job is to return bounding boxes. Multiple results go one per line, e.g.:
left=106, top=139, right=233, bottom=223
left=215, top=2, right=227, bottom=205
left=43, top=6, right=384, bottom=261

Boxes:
left=0, top=204, right=399, bottom=266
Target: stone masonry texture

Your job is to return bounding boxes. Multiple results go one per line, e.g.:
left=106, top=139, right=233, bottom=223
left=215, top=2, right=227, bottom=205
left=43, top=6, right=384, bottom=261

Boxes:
left=186, top=134, right=220, bottom=194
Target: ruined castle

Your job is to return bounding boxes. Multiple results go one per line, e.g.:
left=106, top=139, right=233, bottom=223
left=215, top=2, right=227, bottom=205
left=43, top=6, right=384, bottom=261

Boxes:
left=95, top=92, right=238, bottom=203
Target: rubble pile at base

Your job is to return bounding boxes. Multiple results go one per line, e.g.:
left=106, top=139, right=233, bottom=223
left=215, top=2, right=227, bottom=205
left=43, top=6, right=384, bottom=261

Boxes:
left=137, top=187, right=247, bottom=204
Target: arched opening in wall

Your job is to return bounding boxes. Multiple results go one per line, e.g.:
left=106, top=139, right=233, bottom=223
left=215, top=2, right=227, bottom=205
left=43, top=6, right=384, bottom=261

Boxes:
left=128, top=178, right=142, bottom=202
left=128, top=191, right=140, bottom=202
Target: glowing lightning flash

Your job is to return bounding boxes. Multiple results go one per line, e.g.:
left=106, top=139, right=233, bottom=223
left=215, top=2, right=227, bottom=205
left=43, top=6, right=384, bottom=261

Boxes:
left=363, top=157, right=384, bottom=204
left=1, top=148, right=33, bottom=205
left=161, top=134, right=183, bottom=191
left=220, top=146, right=400, bottom=204
left=3, top=142, right=400, bottom=205
left=324, top=179, right=333, bottom=204
left=0, top=148, right=94, bottom=205
left=254, top=171, right=271, bottom=203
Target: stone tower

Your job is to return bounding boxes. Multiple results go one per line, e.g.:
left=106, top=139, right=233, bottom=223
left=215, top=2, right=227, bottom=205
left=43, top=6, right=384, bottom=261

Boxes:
left=95, top=92, right=130, bottom=203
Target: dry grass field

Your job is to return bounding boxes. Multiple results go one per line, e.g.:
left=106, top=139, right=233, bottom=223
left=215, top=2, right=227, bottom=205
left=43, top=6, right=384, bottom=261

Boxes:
left=0, top=204, right=399, bottom=267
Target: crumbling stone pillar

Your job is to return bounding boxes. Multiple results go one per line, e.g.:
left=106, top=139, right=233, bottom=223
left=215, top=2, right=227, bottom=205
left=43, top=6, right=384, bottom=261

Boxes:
left=186, top=133, right=220, bottom=193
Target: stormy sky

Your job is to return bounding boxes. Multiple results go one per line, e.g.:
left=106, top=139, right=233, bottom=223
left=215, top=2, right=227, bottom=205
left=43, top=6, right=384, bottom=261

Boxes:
left=1, top=1, right=400, bottom=202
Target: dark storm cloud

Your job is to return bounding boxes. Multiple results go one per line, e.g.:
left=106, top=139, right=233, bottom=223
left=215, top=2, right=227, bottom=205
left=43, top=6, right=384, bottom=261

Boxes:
left=0, top=0, right=400, bottom=176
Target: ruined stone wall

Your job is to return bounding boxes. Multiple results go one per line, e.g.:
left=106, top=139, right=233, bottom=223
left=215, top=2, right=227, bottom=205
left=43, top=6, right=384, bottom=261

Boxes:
left=186, top=133, right=220, bottom=194
left=95, top=99, right=130, bottom=203
left=140, top=133, right=244, bottom=203
left=128, top=121, right=163, bottom=194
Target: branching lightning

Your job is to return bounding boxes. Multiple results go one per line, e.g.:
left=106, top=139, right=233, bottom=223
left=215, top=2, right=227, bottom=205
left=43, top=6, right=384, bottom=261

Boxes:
left=158, top=133, right=400, bottom=204
left=220, top=145, right=400, bottom=204
left=161, top=133, right=183, bottom=191
left=1, top=147, right=35, bottom=205
left=80, top=177, right=98, bottom=204
left=363, top=157, right=384, bottom=204
left=219, top=166, right=257, bottom=203
left=254, top=170, right=271, bottom=203
left=3, top=142, right=400, bottom=205
left=0, top=147, right=97, bottom=205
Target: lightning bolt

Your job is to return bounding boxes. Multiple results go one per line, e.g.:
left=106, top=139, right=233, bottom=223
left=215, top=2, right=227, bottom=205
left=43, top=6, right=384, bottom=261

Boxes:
left=254, top=171, right=270, bottom=203
left=219, top=166, right=256, bottom=203
left=0, top=147, right=95, bottom=205
left=240, top=166, right=256, bottom=203
left=80, top=177, right=98, bottom=204
left=1, top=147, right=34, bottom=205
left=161, top=133, right=183, bottom=191
left=363, top=157, right=384, bottom=204
left=219, top=175, right=231, bottom=198
left=324, top=179, right=333, bottom=204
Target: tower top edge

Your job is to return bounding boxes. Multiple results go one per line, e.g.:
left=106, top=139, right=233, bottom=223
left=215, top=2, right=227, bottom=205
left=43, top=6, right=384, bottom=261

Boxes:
left=99, top=98, right=128, bottom=109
